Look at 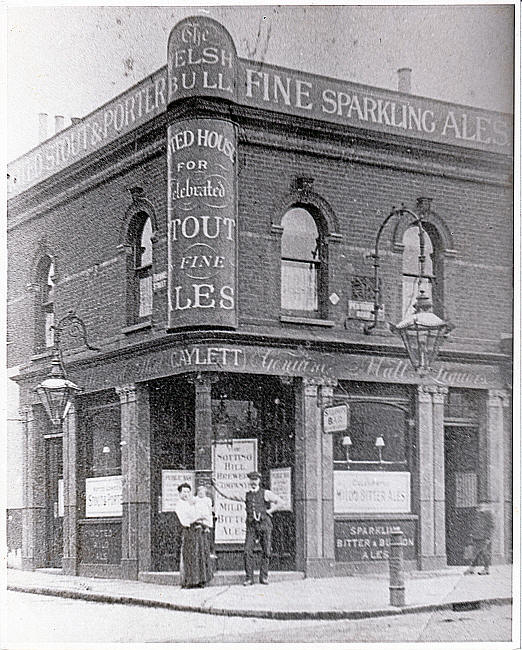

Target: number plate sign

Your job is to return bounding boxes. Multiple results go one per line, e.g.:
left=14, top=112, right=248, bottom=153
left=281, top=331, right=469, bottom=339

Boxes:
left=323, top=403, right=349, bottom=433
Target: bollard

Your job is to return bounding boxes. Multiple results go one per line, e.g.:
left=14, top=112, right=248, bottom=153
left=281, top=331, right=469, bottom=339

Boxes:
left=389, top=528, right=405, bottom=606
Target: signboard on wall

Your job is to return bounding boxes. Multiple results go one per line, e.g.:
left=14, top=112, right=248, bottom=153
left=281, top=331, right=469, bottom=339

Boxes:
left=334, top=519, right=416, bottom=562
left=270, top=467, right=292, bottom=511
left=334, top=471, right=411, bottom=514
left=323, top=404, right=349, bottom=433
left=167, top=118, right=238, bottom=329
left=212, top=438, right=257, bottom=543
left=85, top=475, right=123, bottom=518
left=161, top=470, right=196, bottom=512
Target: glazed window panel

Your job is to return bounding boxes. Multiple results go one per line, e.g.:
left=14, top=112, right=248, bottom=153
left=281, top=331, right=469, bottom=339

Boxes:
left=84, top=403, right=121, bottom=478
left=333, top=401, right=409, bottom=468
left=281, top=207, right=321, bottom=314
left=129, top=214, right=153, bottom=323
left=281, top=260, right=318, bottom=311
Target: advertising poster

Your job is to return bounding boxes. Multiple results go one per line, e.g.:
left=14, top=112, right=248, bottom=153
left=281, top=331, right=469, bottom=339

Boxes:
left=161, top=470, right=196, bottom=512
left=334, top=470, right=411, bottom=514
left=85, top=475, right=123, bottom=518
left=212, top=438, right=257, bottom=543
left=269, top=467, right=292, bottom=511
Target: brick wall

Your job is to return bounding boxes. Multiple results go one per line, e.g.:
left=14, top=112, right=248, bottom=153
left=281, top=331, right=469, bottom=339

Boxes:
left=7, top=129, right=513, bottom=369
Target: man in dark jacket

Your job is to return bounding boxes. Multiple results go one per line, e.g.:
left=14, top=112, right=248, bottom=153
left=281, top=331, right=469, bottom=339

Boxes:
left=243, top=471, right=280, bottom=586
left=464, top=502, right=495, bottom=575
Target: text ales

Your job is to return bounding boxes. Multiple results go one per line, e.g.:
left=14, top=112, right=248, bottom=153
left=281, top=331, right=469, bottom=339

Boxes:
left=167, top=118, right=237, bottom=329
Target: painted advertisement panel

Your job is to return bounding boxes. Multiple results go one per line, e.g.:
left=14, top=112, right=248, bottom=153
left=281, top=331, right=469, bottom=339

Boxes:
left=167, top=118, right=237, bottom=329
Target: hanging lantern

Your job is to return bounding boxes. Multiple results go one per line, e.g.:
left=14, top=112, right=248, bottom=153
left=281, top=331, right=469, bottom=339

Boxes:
left=390, top=291, right=454, bottom=373
left=36, top=355, right=81, bottom=431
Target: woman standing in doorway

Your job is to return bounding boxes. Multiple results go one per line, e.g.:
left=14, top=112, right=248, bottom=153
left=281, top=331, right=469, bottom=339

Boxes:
left=174, top=483, right=214, bottom=588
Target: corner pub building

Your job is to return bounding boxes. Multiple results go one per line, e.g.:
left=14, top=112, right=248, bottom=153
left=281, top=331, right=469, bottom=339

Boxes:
left=7, top=16, right=513, bottom=581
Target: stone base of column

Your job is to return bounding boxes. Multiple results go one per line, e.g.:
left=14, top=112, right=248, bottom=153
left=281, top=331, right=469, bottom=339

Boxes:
left=21, top=556, right=36, bottom=571
left=62, top=557, right=78, bottom=575
left=121, top=559, right=139, bottom=581
left=303, top=558, right=337, bottom=578
left=417, top=555, right=447, bottom=570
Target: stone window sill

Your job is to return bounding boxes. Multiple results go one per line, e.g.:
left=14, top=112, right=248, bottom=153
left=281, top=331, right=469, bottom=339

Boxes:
left=280, top=315, right=335, bottom=327
left=121, top=320, right=152, bottom=335
left=31, top=349, right=55, bottom=362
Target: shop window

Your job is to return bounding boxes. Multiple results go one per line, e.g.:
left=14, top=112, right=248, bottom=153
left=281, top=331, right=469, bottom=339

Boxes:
left=128, top=213, right=153, bottom=323
left=35, top=256, right=55, bottom=352
left=281, top=207, right=324, bottom=314
left=402, top=224, right=443, bottom=317
left=333, top=399, right=411, bottom=470
left=83, top=402, right=121, bottom=478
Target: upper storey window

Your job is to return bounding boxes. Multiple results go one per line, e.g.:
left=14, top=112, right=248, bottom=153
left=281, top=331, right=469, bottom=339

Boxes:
left=402, top=224, right=441, bottom=317
left=35, top=256, right=55, bottom=351
left=281, top=207, right=322, bottom=313
left=130, top=215, right=153, bottom=322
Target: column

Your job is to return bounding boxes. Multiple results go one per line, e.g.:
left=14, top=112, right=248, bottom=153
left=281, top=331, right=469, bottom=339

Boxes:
left=117, top=384, right=151, bottom=579
left=416, top=385, right=435, bottom=569
left=485, top=390, right=507, bottom=563
left=193, top=374, right=214, bottom=487
left=62, top=403, right=78, bottom=574
left=21, top=406, right=47, bottom=570
left=431, top=386, right=448, bottom=565
left=319, top=380, right=337, bottom=567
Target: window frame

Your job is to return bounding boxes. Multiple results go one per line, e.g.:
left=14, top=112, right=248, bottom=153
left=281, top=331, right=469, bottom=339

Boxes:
left=127, top=212, right=154, bottom=325
left=34, top=255, right=56, bottom=353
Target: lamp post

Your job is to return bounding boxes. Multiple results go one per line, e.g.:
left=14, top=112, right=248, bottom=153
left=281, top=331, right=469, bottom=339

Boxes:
left=364, top=201, right=454, bottom=373
left=35, top=311, right=98, bottom=435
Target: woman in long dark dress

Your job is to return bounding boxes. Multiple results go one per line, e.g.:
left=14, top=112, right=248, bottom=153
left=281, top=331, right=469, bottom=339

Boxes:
left=175, top=483, right=214, bottom=588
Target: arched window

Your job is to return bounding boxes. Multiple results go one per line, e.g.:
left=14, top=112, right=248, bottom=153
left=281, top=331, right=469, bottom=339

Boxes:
left=402, top=224, right=442, bottom=317
left=281, top=207, right=323, bottom=313
left=35, top=256, right=55, bottom=351
left=129, top=214, right=153, bottom=322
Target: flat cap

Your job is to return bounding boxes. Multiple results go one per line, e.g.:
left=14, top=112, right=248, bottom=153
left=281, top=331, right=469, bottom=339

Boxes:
left=247, top=471, right=262, bottom=479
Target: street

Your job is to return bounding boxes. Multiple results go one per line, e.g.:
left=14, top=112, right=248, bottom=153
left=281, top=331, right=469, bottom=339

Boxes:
left=3, top=591, right=512, bottom=644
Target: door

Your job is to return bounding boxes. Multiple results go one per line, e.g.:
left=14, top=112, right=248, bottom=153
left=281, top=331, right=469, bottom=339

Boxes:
left=46, top=438, right=63, bottom=567
left=444, top=425, right=479, bottom=565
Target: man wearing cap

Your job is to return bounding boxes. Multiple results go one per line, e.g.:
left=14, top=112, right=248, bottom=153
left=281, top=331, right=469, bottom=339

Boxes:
left=243, top=471, right=280, bottom=586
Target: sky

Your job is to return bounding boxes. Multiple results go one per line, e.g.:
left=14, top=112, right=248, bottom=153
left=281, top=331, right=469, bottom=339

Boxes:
left=6, top=3, right=515, bottom=162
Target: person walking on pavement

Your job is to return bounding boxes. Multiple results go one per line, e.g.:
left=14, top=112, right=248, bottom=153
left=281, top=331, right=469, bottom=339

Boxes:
left=243, top=471, right=280, bottom=586
left=464, top=502, right=495, bottom=575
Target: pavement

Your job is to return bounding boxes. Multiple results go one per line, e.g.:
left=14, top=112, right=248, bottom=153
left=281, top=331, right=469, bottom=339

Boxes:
left=6, top=565, right=513, bottom=621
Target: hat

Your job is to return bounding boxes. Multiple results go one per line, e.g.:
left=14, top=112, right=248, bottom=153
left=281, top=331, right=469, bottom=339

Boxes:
left=247, top=471, right=262, bottom=480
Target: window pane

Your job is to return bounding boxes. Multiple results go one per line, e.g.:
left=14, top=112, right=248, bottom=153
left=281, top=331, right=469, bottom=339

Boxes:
left=402, top=225, right=433, bottom=277
left=86, top=404, right=121, bottom=478
left=333, top=401, right=408, bottom=465
left=45, top=311, right=55, bottom=348
left=281, top=208, right=319, bottom=261
left=281, top=260, right=318, bottom=311
left=139, top=274, right=153, bottom=317
left=45, top=260, right=55, bottom=303
left=139, top=218, right=153, bottom=267
left=402, top=276, right=432, bottom=318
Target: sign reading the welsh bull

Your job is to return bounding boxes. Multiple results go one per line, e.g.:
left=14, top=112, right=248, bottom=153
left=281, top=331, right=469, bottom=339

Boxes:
left=167, top=16, right=237, bottom=104
left=167, top=118, right=237, bottom=329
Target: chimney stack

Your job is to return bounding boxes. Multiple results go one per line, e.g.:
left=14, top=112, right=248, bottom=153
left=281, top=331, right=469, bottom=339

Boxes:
left=397, top=68, right=412, bottom=94
left=38, top=113, right=48, bottom=143
left=54, top=115, right=65, bottom=134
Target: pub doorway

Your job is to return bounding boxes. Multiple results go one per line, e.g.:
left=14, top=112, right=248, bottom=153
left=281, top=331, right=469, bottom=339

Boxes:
left=45, top=437, right=63, bottom=567
left=444, top=424, right=479, bottom=565
left=211, top=374, right=296, bottom=572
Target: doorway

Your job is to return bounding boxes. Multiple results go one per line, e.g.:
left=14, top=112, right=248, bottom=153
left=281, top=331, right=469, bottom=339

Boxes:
left=444, top=425, right=479, bottom=565
left=46, top=438, right=63, bottom=567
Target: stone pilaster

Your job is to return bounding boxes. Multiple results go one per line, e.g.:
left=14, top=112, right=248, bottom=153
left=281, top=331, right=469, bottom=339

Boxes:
left=192, top=374, right=215, bottom=487
left=319, top=379, right=337, bottom=567
left=415, top=383, right=449, bottom=569
left=62, top=403, right=78, bottom=574
left=485, top=389, right=508, bottom=563
left=21, top=406, right=47, bottom=570
left=117, top=384, right=151, bottom=579
left=430, top=385, right=448, bottom=564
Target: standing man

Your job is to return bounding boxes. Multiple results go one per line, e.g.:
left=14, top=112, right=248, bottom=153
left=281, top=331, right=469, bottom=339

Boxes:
left=464, top=502, right=495, bottom=575
left=243, top=471, right=280, bottom=586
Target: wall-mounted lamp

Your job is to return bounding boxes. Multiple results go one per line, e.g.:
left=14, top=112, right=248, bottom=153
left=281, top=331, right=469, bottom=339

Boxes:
left=35, top=310, right=99, bottom=435
left=342, top=435, right=352, bottom=461
left=364, top=201, right=453, bottom=374
left=375, top=435, right=385, bottom=463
